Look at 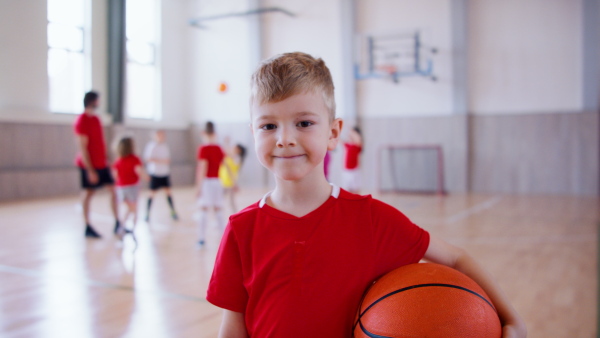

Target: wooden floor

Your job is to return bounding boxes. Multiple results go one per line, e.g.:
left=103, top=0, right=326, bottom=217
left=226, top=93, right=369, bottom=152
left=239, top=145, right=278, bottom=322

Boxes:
left=0, top=186, right=597, bottom=337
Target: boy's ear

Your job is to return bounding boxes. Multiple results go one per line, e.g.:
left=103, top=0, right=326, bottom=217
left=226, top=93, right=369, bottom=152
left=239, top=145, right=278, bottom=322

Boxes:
left=327, top=118, right=343, bottom=151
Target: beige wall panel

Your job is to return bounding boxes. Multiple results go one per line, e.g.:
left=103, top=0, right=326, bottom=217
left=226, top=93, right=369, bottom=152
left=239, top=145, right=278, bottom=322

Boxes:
left=361, top=115, right=469, bottom=193
left=470, top=112, right=599, bottom=195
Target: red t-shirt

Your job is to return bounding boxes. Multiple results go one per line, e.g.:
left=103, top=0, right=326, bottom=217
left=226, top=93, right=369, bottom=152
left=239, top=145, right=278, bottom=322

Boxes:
left=206, top=188, right=430, bottom=337
left=74, top=113, right=107, bottom=169
left=344, top=143, right=362, bottom=169
left=198, top=144, right=225, bottom=178
left=112, top=155, right=142, bottom=186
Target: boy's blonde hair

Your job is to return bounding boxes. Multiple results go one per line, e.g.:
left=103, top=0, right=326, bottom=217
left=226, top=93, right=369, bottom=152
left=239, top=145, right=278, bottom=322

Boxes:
left=250, top=52, right=336, bottom=120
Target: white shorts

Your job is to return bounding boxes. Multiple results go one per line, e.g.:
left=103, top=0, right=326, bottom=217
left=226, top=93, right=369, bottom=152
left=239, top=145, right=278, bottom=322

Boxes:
left=117, top=184, right=140, bottom=203
left=342, top=169, right=361, bottom=192
left=198, top=178, right=224, bottom=208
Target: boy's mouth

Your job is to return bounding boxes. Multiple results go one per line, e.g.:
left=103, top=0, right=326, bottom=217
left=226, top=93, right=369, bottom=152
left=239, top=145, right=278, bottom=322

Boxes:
left=274, top=154, right=304, bottom=159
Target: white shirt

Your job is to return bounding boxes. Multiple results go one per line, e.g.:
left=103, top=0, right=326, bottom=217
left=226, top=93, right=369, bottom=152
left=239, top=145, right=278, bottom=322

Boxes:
left=143, top=141, right=171, bottom=176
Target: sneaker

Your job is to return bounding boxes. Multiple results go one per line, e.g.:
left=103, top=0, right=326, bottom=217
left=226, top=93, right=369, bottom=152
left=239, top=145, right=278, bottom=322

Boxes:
left=117, top=226, right=135, bottom=240
left=115, top=225, right=126, bottom=240
left=171, top=211, right=179, bottom=221
left=85, top=225, right=102, bottom=239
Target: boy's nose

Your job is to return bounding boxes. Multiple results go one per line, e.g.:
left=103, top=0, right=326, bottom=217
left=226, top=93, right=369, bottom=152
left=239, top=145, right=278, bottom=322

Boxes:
left=276, top=129, right=297, bottom=148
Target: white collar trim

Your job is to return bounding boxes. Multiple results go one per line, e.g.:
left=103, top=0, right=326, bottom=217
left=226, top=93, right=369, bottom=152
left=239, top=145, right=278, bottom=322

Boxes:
left=259, top=184, right=340, bottom=208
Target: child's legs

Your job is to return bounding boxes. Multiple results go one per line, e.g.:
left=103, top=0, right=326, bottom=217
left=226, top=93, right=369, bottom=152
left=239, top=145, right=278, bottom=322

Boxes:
left=81, top=188, right=95, bottom=224
left=198, top=206, right=209, bottom=240
left=197, top=179, right=225, bottom=239
left=125, top=200, right=138, bottom=227
left=120, top=185, right=140, bottom=228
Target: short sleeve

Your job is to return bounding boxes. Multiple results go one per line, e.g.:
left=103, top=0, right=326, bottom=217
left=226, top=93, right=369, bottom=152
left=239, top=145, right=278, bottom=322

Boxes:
left=206, top=222, right=248, bottom=313
left=197, top=146, right=205, bottom=160
left=134, top=156, right=142, bottom=166
left=371, top=199, right=430, bottom=278
left=74, top=115, right=87, bottom=136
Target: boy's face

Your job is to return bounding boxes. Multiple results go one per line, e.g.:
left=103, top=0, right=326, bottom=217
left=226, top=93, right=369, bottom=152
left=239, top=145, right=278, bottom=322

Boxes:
left=251, top=91, right=342, bottom=182
left=155, top=131, right=166, bottom=142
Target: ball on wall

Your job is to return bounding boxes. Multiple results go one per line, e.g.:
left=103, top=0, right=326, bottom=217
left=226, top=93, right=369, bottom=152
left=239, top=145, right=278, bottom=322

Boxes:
left=218, top=82, right=228, bottom=93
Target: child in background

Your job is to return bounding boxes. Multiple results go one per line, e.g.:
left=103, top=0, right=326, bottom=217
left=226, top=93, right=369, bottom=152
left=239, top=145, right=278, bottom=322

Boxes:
left=206, top=52, right=525, bottom=337
left=342, top=126, right=362, bottom=193
left=143, top=129, right=179, bottom=222
left=196, top=121, right=225, bottom=246
left=112, top=137, right=146, bottom=239
left=323, top=150, right=331, bottom=180
left=219, top=141, right=247, bottom=213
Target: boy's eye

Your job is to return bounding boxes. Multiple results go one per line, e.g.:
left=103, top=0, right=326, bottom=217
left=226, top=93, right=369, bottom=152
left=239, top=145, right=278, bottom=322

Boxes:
left=297, top=121, right=313, bottom=128
left=261, top=124, right=276, bottom=130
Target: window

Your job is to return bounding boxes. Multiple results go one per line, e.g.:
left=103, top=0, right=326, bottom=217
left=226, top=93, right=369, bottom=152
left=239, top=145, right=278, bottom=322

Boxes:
left=47, top=0, right=89, bottom=114
left=126, top=0, right=160, bottom=120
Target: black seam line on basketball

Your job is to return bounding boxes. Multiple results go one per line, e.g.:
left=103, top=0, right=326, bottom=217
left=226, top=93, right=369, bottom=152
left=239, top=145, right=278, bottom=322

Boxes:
left=358, top=319, right=393, bottom=338
left=358, top=283, right=496, bottom=319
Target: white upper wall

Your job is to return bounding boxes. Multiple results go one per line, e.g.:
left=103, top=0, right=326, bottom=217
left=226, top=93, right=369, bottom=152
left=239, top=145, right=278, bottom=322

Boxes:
left=356, top=0, right=455, bottom=117
left=187, top=0, right=255, bottom=125
left=0, top=0, right=590, bottom=127
left=468, top=0, right=583, bottom=114
left=261, top=0, right=346, bottom=120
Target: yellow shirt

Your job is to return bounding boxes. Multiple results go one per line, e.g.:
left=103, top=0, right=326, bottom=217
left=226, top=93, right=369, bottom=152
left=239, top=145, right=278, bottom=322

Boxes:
left=219, top=156, right=241, bottom=188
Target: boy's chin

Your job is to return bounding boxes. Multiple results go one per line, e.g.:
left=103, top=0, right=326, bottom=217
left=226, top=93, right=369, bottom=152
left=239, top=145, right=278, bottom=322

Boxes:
left=274, top=168, right=324, bottom=183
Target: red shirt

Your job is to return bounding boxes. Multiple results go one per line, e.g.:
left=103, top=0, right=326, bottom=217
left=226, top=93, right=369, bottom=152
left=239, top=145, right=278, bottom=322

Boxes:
left=74, top=113, right=107, bottom=169
left=112, top=155, right=142, bottom=186
left=344, top=143, right=362, bottom=169
left=198, top=144, right=225, bottom=178
left=206, top=188, right=430, bottom=337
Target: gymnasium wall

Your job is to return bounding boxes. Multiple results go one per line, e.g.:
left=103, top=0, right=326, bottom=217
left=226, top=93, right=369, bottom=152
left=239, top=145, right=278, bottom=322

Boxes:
left=0, top=0, right=598, bottom=200
left=0, top=122, right=195, bottom=202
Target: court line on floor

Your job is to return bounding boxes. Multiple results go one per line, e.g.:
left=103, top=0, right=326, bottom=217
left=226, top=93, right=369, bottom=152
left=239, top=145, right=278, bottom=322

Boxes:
left=0, top=264, right=206, bottom=302
left=445, top=196, right=503, bottom=224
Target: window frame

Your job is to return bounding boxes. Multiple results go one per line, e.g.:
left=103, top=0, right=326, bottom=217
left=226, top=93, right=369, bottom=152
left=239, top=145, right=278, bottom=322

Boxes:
left=47, top=0, right=91, bottom=115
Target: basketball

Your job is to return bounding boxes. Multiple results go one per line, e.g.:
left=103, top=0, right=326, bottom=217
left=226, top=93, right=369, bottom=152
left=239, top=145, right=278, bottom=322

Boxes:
left=218, top=82, right=228, bottom=93
left=354, top=263, right=502, bottom=338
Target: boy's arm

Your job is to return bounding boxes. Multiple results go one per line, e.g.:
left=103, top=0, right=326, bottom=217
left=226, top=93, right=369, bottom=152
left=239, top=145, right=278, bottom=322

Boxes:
left=423, top=235, right=527, bottom=338
left=218, top=310, right=248, bottom=338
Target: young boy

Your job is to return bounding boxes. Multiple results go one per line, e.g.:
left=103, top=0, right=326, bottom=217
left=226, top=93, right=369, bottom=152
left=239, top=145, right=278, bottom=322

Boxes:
left=206, top=52, right=526, bottom=337
left=143, top=129, right=179, bottom=222
left=342, top=126, right=363, bottom=193
left=196, top=121, right=226, bottom=246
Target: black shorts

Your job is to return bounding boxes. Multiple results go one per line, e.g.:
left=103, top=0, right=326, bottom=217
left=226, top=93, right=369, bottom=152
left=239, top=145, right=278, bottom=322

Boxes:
left=80, top=167, right=114, bottom=189
left=150, top=175, right=171, bottom=190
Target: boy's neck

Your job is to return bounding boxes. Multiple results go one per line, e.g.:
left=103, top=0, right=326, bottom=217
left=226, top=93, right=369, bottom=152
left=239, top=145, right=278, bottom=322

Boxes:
left=269, top=172, right=332, bottom=218
left=83, top=107, right=95, bottom=115
left=205, top=134, right=217, bottom=143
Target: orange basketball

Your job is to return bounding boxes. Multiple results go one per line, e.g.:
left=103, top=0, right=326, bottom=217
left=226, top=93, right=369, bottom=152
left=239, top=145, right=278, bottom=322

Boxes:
left=218, top=82, right=228, bottom=93
left=354, top=263, right=501, bottom=338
